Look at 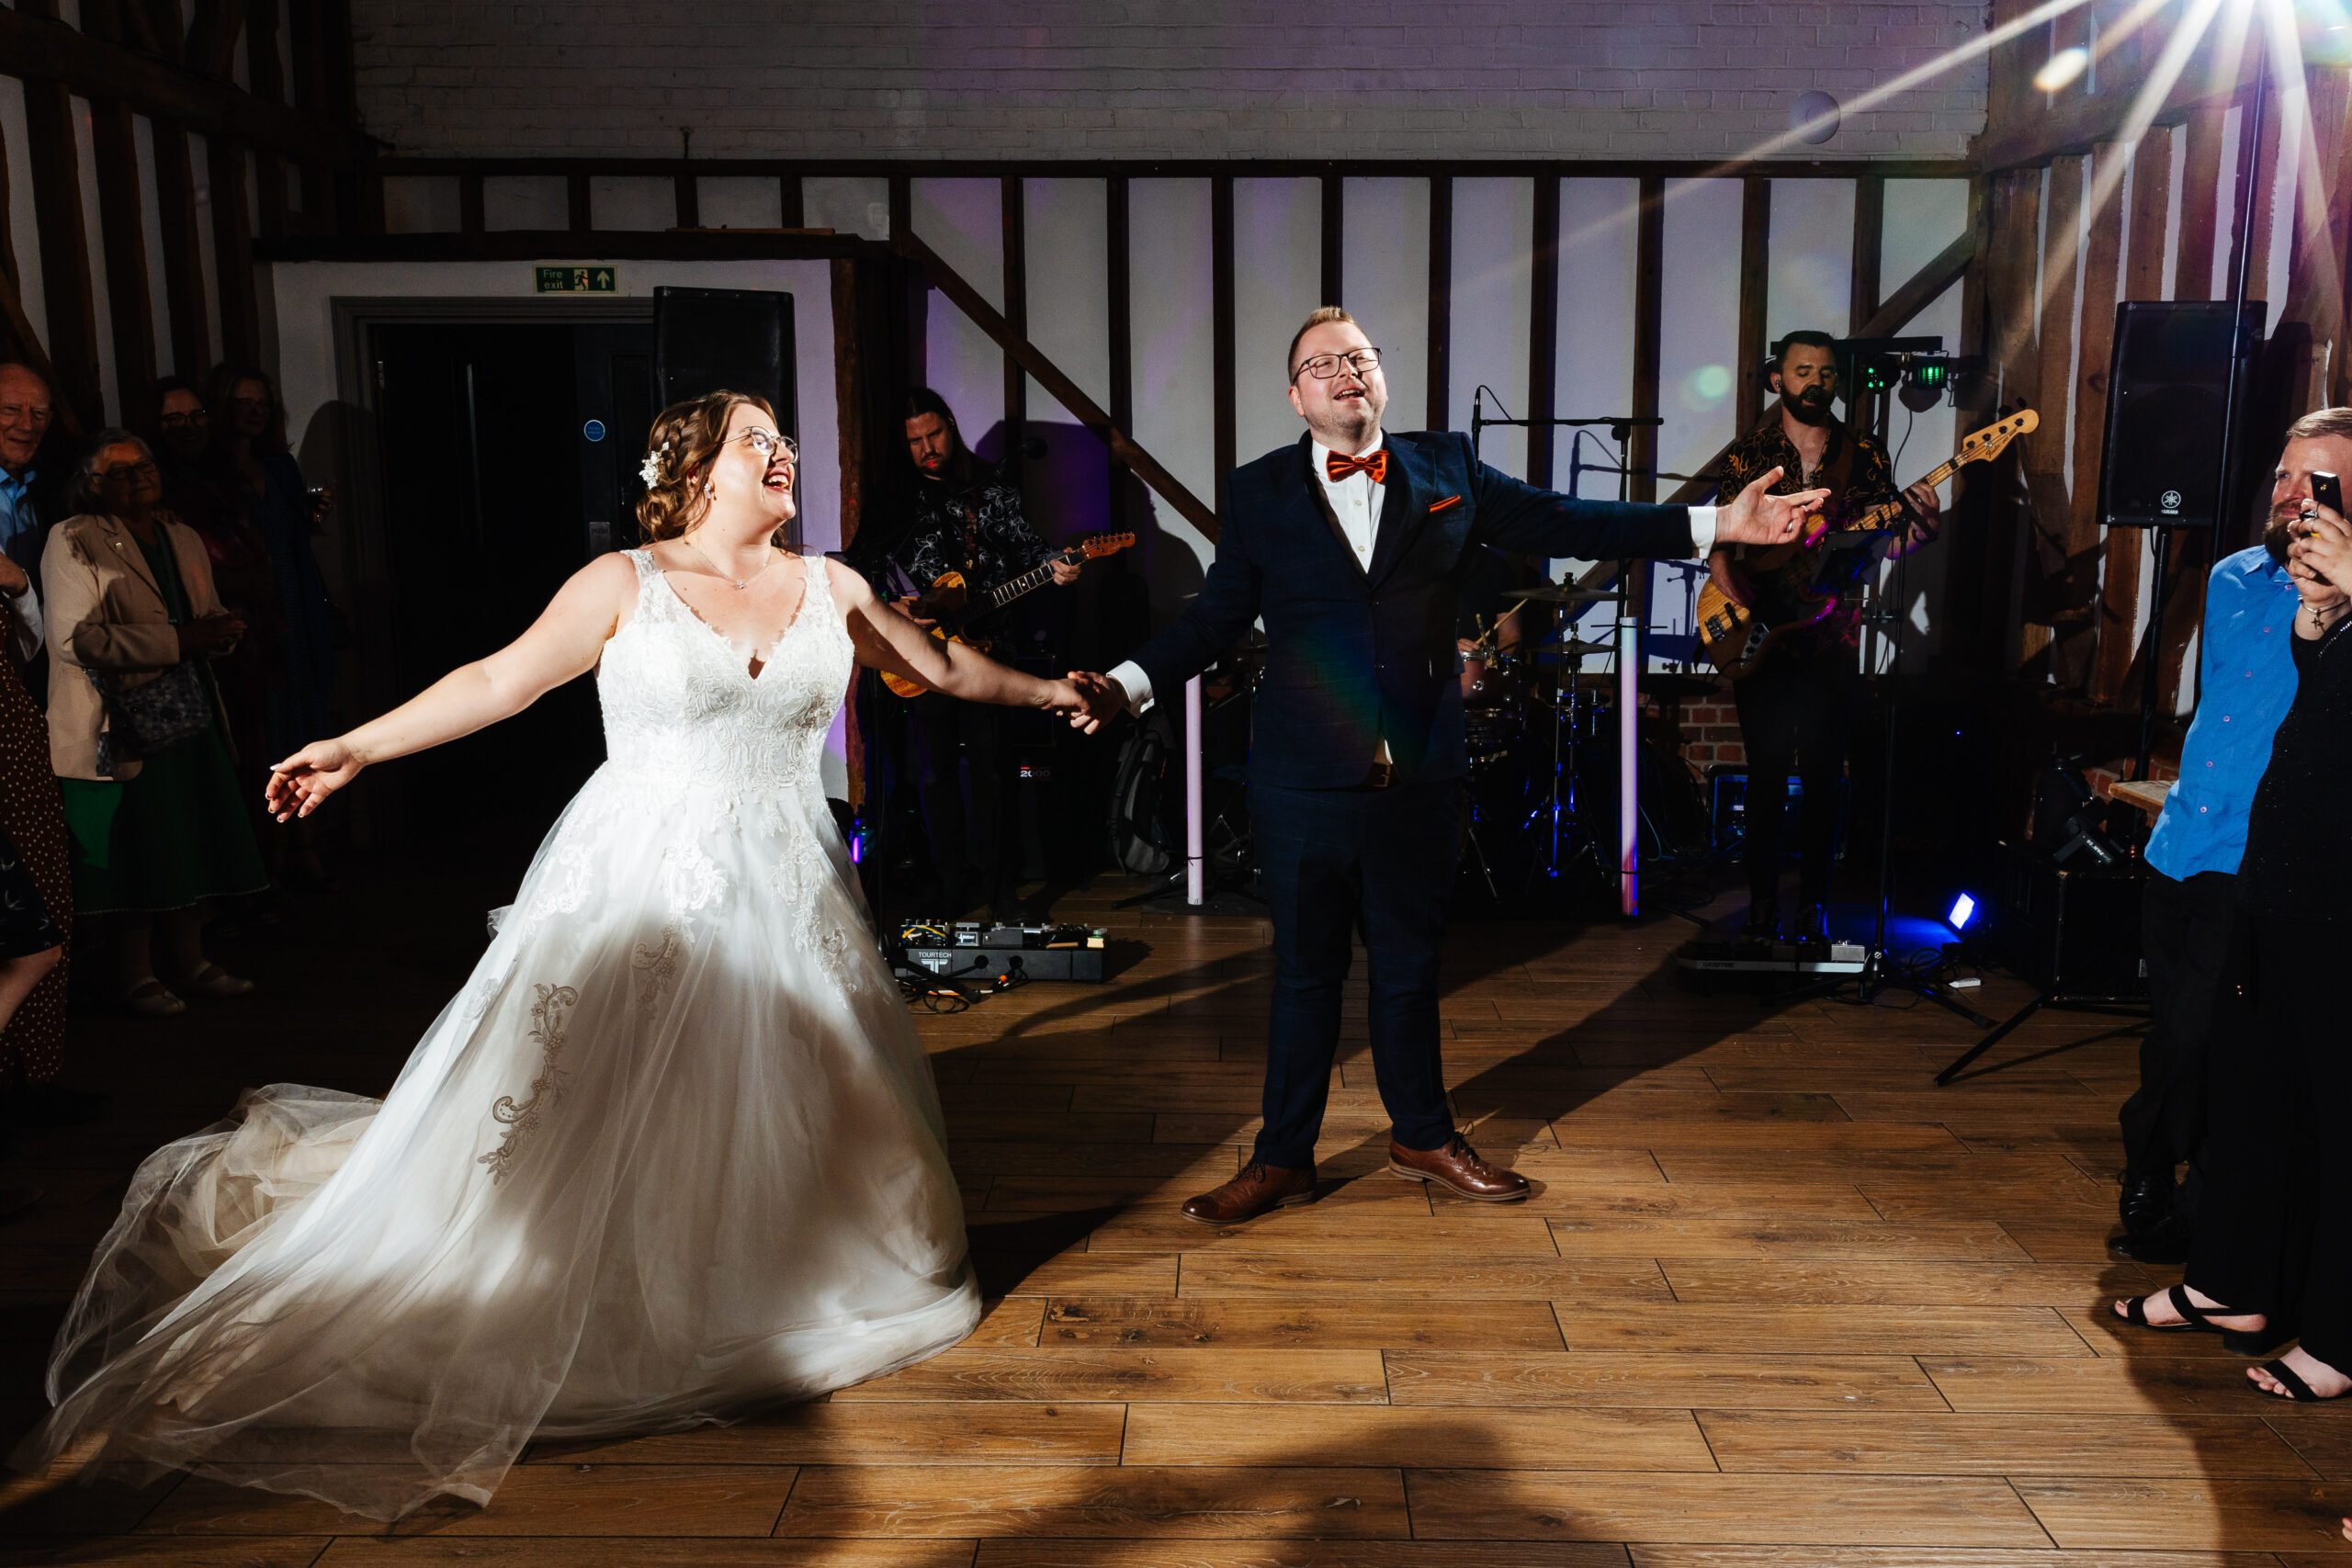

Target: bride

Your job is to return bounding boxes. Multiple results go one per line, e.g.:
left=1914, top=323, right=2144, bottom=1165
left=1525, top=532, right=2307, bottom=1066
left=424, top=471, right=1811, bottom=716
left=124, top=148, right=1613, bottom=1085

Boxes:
left=18, top=390, right=1108, bottom=1521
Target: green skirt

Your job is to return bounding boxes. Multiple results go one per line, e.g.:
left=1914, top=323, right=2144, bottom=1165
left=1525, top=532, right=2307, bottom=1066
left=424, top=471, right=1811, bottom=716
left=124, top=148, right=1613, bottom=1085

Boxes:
left=61, top=726, right=270, bottom=917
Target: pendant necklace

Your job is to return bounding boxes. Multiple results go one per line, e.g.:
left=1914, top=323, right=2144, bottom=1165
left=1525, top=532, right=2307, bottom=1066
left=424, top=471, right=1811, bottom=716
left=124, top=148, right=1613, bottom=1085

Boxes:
left=688, top=538, right=775, bottom=591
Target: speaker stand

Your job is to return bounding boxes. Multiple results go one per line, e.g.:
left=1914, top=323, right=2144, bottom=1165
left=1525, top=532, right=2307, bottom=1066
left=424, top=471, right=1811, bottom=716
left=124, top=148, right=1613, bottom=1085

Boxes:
left=1933, top=992, right=2150, bottom=1086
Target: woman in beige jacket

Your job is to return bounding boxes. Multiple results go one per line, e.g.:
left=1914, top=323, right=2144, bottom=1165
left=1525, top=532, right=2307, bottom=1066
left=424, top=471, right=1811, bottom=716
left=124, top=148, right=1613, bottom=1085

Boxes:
left=44, top=432, right=267, bottom=1016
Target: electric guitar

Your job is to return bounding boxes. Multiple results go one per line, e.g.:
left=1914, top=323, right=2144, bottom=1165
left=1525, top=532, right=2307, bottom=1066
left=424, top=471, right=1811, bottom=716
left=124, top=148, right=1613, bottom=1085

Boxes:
left=880, top=531, right=1136, bottom=699
left=1694, top=407, right=2037, bottom=679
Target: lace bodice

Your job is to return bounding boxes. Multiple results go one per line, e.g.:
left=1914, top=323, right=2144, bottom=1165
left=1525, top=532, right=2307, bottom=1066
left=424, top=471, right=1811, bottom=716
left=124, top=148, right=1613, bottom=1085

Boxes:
left=597, top=550, right=853, bottom=801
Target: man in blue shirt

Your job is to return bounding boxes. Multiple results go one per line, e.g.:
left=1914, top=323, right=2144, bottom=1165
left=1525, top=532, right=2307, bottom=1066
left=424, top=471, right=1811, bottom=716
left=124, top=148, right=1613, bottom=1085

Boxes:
left=0, top=364, right=59, bottom=578
left=2116, top=409, right=2346, bottom=1263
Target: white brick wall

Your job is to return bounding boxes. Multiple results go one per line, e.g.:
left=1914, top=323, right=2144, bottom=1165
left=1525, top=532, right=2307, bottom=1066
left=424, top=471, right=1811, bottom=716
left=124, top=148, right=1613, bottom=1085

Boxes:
left=350, top=1, right=1989, bottom=162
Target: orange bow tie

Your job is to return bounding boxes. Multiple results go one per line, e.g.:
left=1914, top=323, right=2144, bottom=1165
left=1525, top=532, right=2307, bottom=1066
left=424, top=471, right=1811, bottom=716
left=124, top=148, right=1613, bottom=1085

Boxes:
left=1326, top=449, right=1387, bottom=485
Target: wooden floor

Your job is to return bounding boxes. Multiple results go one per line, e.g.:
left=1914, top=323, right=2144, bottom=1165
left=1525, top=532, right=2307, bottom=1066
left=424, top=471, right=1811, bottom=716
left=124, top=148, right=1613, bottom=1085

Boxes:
left=5, top=852, right=2349, bottom=1565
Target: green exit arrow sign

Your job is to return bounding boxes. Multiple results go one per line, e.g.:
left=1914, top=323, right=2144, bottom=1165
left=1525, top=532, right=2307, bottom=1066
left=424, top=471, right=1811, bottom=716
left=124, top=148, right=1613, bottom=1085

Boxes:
left=536, top=265, right=616, bottom=294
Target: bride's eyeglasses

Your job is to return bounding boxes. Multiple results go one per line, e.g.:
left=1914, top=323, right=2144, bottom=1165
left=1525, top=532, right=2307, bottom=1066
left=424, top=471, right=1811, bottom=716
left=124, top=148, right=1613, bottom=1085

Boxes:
left=737, top=428, right=798, bottom=463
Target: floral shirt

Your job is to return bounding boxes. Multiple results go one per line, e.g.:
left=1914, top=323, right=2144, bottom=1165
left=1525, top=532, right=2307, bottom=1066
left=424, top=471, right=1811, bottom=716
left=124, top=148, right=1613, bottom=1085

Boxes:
left=860, top=458, right=1054, bottom=602
left=1715, top=412, right=1901, bottom=658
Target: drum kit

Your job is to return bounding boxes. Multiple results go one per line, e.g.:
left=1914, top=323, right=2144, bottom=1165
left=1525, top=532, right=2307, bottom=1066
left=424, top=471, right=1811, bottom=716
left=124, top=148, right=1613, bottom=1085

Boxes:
left=1457, top=581, right=1713, bottom=909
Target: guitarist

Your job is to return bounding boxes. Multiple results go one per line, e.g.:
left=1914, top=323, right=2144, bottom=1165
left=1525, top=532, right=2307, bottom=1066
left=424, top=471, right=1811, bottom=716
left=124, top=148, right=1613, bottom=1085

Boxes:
left=1712, top=331, right=1939, bottom=942
left=857, top=388, right=1079, bottom=921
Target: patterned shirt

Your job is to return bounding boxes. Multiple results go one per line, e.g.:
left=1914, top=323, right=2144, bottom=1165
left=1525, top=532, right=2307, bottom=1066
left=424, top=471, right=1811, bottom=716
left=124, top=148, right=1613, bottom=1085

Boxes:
left=1715, top=411, right=1901, bottom=657
left=865, top=458, right=1054, bottom=602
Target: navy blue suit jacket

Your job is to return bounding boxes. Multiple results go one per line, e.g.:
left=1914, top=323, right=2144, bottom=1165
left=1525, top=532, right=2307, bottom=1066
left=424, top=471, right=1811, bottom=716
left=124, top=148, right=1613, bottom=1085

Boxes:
left=1130, top=430, right=1696, bottom=790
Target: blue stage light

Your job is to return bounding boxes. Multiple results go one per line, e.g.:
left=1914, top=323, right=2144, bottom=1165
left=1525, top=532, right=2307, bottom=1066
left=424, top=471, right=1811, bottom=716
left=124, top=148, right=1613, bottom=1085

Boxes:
left=1947, top=892, right=1976, bottom=931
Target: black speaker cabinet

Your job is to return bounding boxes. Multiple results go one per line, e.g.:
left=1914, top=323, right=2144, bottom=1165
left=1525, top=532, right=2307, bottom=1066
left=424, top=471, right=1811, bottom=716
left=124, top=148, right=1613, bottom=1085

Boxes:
left=652, top=286, right=797, bottom=441
left=1986, top=839, right=2146, bottom=1000
left=2097, top=299, right=2266, bottom=530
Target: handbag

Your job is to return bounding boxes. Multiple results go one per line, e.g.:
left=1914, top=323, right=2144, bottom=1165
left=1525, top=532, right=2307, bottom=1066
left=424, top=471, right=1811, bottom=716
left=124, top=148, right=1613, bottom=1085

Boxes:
left=98, top=659, right=214, bottom=754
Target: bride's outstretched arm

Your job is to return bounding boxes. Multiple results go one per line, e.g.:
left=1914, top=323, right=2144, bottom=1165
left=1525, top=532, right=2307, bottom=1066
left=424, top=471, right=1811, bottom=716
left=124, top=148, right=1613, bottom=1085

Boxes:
left=827, top=558, right=1114, bottom=720
left=266, top=554, right=636, bottom=819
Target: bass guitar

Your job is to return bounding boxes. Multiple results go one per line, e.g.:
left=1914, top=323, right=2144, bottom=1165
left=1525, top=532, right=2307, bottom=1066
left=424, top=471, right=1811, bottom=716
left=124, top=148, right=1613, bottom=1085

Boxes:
left=1694, top=407, right=2037, bottom=679
left=881, top=530, right=1136, bottom=699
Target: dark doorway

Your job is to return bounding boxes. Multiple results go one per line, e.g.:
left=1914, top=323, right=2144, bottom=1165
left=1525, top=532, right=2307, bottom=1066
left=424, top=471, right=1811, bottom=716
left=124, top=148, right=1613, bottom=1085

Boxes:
left=369, top=321, right=655, bottom=843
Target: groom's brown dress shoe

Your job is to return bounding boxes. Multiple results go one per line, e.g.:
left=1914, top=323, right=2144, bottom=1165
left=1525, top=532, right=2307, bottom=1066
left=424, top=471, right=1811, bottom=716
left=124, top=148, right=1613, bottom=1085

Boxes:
left=1387, top=1134, right=1530, bottom=1201
left=1181, top=1161, right=1317, bottom=1225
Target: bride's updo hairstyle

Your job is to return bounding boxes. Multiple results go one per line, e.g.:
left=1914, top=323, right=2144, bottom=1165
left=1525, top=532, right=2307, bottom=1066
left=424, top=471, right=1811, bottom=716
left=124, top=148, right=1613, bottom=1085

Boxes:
left=636, top=389, right=780, bottom=543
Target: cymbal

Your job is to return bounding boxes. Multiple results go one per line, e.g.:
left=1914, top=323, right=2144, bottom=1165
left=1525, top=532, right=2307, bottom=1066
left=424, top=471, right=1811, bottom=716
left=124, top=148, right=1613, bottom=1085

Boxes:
left=1517, top=583, right=1624, bottom=604
left=1529, top=637, right=1616, bottom=658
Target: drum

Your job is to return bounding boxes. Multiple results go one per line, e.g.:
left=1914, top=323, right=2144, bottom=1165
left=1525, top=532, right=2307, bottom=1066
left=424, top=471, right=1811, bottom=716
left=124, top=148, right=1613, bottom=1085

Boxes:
left=1462, top=659, right=1529, bottom=768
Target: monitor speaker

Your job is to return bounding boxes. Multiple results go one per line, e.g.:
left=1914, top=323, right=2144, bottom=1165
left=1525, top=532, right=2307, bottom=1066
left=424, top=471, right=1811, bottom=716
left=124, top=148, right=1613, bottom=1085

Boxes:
left=652, top=286, right=797, bottom=440
left=2096, top=299, right=2265, bottom=529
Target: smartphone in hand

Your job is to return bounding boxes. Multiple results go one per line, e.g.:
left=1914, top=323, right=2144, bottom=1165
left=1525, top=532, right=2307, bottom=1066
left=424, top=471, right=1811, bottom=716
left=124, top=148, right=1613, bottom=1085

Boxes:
left=2309, top=471, right=2342, bottom=587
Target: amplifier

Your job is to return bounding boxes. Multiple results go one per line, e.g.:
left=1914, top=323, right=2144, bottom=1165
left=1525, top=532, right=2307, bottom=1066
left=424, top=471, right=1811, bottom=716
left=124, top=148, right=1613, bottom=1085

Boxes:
left=895, top=920, right=1108, bottom=984
left=1985, top=839, right=2146, bottom=998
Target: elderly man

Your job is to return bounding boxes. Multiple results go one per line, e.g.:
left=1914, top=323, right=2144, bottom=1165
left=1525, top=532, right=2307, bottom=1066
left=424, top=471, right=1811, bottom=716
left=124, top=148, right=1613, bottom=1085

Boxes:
left=1074, top=306, right=1826, bottom=1224
left=0, top=367, right=54, bottom=666
left=2109, top=407, right=2339, bottom=1264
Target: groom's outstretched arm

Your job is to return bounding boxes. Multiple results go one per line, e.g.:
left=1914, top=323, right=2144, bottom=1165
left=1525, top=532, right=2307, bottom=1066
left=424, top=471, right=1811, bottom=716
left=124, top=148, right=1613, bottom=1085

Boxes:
left=1464, top=436, right=1710, bottom=562
left=1095, top=510, right=1264, bottom=723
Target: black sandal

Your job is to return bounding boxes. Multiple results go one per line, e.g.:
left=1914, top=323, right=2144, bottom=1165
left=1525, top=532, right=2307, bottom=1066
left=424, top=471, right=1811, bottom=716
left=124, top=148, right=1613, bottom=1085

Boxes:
left=2116, top=1284, right=2277, bottom=1355
left=2252, top=1358, right=2340, bottom=1402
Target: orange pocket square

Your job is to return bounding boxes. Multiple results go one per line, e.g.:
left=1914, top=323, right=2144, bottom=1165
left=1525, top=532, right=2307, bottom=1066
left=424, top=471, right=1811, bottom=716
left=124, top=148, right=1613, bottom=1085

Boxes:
left=1429, top=494, right=1462, bottom=513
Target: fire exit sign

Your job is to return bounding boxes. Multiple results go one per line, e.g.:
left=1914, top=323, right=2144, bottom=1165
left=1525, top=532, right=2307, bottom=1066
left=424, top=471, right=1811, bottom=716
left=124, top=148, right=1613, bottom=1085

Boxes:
left=536, top=265, right=616, bottom=294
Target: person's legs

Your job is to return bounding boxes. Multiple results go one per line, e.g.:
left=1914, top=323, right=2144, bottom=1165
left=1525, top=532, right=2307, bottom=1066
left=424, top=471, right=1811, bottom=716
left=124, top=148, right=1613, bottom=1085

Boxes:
left=0, top=946, right=61, bottom=1036
left=1732, top=663, right=1800, bottom=918
left=2255, top=914, right=2352, bottom=1395
left=1789, top=658, right=1857, bottom=909
left=906, top=695, right=970, bottom=906
left=2120, top=869, right=2234, bottom=1236
left=1357, top=779, right=1463, bottom=1154
left=1248, top=784, right=1362, bottom=1170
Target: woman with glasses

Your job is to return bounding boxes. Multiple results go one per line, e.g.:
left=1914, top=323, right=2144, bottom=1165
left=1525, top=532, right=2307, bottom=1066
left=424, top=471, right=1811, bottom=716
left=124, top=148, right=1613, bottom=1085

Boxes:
left=206, top=365, right=339, bottom=889
left=40, top=432, right=266, bottom=1016
left=25, top=392, right=1114, bottom=1520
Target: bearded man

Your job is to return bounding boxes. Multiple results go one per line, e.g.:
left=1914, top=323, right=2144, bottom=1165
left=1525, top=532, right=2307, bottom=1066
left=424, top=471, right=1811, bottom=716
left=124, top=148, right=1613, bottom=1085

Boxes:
left=1712, top=331, right=1940, bottom=942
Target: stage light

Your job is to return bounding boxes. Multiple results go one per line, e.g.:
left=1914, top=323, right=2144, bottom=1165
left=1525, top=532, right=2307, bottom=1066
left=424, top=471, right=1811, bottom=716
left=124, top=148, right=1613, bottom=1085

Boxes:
left=1947, top=892, right=1977, bottom=931
left=2034, top=45, right=2092, bottom=91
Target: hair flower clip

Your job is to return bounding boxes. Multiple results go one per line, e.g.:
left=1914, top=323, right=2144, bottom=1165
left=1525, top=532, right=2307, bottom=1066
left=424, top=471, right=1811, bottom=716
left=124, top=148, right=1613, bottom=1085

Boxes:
left=639, top=442, right=671, bottom=488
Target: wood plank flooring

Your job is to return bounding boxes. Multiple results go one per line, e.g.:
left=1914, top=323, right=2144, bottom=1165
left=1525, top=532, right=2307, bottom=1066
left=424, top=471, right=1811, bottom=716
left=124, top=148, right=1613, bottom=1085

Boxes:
left=6, top=862, right=2349, bottom=1563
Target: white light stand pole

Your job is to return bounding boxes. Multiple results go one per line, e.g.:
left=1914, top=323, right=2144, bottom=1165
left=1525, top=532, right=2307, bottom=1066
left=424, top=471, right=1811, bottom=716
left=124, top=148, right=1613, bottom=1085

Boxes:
left=1184, top=674, right=1205, bottom=907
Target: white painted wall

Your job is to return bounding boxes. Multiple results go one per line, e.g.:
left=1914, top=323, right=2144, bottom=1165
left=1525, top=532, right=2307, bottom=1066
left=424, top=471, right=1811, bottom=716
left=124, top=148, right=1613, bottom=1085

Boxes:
left=1231, top=177, right=1320, bottom=467
left=1448, top=177, right=1534, bottom=479
left=910, top=178, right=1005, bottom=456
left=1126, top=178, right=1216, bottom=615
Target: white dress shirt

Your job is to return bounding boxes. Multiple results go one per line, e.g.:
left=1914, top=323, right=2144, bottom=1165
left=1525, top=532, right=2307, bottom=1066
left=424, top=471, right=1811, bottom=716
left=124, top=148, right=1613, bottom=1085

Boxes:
left=1107, top=435, right=1718, bottom=717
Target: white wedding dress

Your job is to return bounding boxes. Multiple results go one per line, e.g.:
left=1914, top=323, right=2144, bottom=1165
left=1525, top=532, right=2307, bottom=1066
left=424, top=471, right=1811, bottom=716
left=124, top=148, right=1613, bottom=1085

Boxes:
left=22, top=550, right=979, bottom=1520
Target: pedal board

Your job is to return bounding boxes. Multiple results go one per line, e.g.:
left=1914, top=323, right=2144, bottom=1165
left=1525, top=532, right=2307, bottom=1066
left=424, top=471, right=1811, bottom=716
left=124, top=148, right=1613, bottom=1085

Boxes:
left=1674, top=936, right=1868, bottom=976
left=895, top=920, right=1109, bottom=984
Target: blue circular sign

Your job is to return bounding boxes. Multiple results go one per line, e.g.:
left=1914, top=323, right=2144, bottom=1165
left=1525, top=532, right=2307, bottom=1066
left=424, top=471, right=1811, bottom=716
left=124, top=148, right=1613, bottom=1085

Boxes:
left=582, top=419, right=607, bottom=443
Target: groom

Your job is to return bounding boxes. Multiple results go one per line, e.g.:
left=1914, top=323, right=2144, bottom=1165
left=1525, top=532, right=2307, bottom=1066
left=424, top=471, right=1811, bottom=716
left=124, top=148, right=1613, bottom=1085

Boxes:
left=1076, top=307, right=1826, bottom=1224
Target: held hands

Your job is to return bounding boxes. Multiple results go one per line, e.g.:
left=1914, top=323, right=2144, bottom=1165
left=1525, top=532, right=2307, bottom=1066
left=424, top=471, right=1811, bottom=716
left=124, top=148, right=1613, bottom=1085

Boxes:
left=266, top=738, right=363, bottom=821
left=176, top=612, right=245, bottom=659
left=1715, top=467, right=1831, bottom=547
left=1058, top=671, right=1128, bottom=735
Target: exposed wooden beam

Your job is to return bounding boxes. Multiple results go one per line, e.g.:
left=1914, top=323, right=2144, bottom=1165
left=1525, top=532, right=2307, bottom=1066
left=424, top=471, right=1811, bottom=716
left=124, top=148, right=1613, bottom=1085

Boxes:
left=150, top=119, right=212, bottom=376
left=0, top=93, right=17, bottom=300
left=1526, top=172, right=1559, bottom=490
left=1320, top=174, right=1342, bottom=306
left=187, top=0, right=253, bottom=80
left=1939, top=173, right=2007, bottom=671
left=1211, top=174, right=1235, bottom=518
left=0, top=8, right=365, bottom=168
left=2019, top=155, right=2078, bottom=674
left=894, top=230, right=1219, bottom=544
left=567, top=172, right=592, bottom=234
left=458, top=171, right=484, bottom=236
left=2281, top=66, right=2352, bottom=415
left=2056, top=142, right=2126, bottom=694
left=19, top=76, right=102, bottom=428
left=209, top=135, right=262, bottom=365
left=1001, top=175, right=1026, bottom=458
left=89, top=98, right=160, bottom=410
left=1735, top=176, right=1771, bottom=435
left=1630, top=176, right=1664, bottom=506
left=673, top=173, right=698, bottom=231
left=244, top=0, right=288, bottom=238
left=258, top=230, right=878, bottom=263
left=375, top=154, right=1978, bottom=181
left=1849, top=174, right=1883, bottom=335
left=1425, top=174, right=1451, bottom=432
left=780, top=175, right=805, bottom=230
left=1971, top=39, right=2259, bottom=175
left=2175, top=106, right=2227, bottom=304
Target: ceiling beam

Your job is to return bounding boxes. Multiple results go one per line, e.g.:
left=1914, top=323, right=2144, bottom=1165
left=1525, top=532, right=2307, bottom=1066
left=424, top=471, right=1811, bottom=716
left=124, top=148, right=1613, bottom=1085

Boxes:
left=1973, top=51, right=2260, bottom=175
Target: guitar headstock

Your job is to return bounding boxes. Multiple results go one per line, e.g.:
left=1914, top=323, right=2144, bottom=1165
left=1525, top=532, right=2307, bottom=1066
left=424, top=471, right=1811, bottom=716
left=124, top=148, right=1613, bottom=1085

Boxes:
left=1956, top=406, right=2039, bottom=466
left=1072, top=532, right=1137, bottom=560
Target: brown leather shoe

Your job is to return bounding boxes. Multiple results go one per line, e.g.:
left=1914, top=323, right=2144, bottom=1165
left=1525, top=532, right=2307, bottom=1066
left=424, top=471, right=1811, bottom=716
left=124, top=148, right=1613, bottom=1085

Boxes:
left=1387, top=1133, right=1530, bottom=1202
left=1180, top=1160, right=1317, bottom=1225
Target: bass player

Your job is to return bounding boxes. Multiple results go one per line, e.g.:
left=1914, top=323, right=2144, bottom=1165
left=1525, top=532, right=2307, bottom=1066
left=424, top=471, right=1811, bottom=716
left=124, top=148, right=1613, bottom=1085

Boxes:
left=853, top=388, right=1080, bottom=921
left=1712, top=331, right=1939, bottom=942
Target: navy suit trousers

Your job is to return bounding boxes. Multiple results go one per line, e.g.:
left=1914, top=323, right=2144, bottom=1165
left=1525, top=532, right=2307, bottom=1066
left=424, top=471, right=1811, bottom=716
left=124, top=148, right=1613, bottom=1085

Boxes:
left=1248, top=777, right=1461, bottom=1168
